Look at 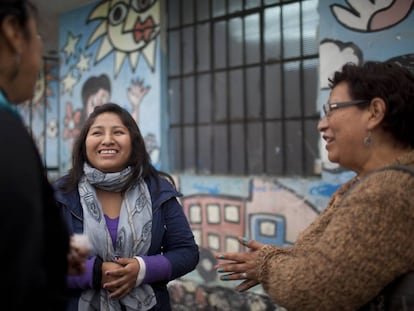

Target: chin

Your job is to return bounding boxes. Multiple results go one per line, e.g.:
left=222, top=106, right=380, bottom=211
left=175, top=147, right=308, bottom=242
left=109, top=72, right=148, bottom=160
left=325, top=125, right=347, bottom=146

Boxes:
left=100, top=166, right=125, bottom=173
left=327, top=154, right=339, bottom=164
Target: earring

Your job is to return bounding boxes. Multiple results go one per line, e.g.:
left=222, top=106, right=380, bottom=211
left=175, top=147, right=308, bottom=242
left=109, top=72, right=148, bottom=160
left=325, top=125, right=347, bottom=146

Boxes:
left=364, top=130, right=372, bottom=146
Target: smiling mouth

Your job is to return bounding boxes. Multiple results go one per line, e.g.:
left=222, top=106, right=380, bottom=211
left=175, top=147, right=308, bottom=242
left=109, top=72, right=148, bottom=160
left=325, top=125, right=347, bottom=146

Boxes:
left=99, top=150, right=117, bottom=154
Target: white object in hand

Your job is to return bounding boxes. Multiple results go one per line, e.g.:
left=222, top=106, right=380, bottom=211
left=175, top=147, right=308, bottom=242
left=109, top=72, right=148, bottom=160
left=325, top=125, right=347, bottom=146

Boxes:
left=72, top=233, right=91, bottom=251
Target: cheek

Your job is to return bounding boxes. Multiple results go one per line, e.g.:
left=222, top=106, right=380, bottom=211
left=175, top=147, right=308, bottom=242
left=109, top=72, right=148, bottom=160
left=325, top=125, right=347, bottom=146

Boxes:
left=124, top=141, right=132, bottom=153
left=31, top=41, right=43, bottom=71
left=85, top=139, right=95, bottom=155
left=122, top=139, right=133, bottom=156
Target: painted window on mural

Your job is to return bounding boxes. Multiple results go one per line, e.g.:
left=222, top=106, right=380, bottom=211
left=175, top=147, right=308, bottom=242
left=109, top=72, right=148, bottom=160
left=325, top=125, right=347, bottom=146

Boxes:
left=167, top=0, right=320, bottom=176
left=189, top=204, right=202, bottom=224
left=207, top=204, right=221, bottom=224
left=225, top=236, right=240, bottom=252
left=224, top=204, right=240, bottom=223
left=207, top=233, right=220, bottom=251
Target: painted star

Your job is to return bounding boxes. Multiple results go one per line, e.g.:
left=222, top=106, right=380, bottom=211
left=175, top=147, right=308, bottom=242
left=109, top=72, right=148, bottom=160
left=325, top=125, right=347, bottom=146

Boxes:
left=62, top=32, right=81, bottom=61
left=61, top=71, right=78, bottom=95
left=76, top=52, right=91, bottom=74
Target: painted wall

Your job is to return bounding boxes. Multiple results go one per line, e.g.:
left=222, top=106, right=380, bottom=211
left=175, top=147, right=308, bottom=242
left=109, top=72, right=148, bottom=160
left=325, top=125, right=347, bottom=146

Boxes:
left=171, top=1, right=414, bottom=309
left=18, top=58, right=60, bottom=179
left=20, top=0, right=414, bottom=309
left=58, top=0, right=162, bottom=174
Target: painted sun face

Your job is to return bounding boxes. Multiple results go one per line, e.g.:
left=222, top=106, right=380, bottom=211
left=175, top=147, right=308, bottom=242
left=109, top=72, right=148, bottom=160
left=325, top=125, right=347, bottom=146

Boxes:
left=107, top=0, right=158, bottom=51
left=87, top=0, right=160, bottom=76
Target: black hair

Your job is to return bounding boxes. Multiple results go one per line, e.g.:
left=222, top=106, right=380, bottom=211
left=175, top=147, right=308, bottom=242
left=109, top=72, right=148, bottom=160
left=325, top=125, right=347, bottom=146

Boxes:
left=81, top=74, right=111, bottom=107
left=0, top=0, right=37, bottom=38
left=329, top=61, right=414, bottom=148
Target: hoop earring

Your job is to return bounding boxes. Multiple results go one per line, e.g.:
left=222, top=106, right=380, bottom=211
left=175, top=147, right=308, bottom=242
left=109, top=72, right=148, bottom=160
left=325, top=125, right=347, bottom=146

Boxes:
left=364, top=130, right=372, bottom=146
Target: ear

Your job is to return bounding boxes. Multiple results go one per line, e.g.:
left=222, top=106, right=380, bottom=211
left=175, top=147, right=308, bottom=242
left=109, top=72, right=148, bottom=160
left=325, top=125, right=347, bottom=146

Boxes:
left=367, top=97, right=386, bottom=129
left=0, top=15, right=25, bottom=55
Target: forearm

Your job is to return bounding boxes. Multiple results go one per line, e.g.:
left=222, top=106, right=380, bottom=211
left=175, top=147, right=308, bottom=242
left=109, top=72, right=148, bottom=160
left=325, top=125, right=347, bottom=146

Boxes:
left=67, top=256, right=96, bottom=289
left=140, top=255, right=172, bottom=284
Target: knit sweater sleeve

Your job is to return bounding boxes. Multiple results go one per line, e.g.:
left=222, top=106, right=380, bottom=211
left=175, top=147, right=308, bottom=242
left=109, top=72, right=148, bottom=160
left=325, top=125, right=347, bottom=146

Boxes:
left=256, top=168, right=414, bottom=311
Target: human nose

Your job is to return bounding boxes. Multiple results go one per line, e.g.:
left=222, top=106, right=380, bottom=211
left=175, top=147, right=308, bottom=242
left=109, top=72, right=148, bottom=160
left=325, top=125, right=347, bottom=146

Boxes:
left=101, top=132, right=114, bottom=145
left=317, top=115, right=328, bottom=132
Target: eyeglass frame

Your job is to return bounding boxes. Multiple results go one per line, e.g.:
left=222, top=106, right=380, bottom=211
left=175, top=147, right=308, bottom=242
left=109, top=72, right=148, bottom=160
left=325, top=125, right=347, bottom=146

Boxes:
left=322, top=99, right=370, bottom=116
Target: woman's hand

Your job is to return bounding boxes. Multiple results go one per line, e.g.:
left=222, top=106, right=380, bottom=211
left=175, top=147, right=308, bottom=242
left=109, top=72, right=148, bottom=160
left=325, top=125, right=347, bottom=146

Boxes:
left=214, top=236, right=265, bottom=292
left=102, top=258, right=140, bottom=298
left=67, top=235, right=90, bottom=275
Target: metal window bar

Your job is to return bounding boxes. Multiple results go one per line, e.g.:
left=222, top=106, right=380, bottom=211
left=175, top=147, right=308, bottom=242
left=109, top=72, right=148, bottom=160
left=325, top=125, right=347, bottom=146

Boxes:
left=167, top=0, right=319, bottom=176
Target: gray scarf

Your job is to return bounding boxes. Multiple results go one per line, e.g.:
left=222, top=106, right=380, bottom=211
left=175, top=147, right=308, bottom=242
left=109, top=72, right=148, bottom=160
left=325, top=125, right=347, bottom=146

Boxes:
left=78, top=163, right=156, bottom=311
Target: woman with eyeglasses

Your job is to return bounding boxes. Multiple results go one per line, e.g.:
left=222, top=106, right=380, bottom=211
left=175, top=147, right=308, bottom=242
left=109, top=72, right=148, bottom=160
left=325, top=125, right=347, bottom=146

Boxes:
left=0, top=0, right=89, bottom=309
left=214, top=61, right=414, bottom=311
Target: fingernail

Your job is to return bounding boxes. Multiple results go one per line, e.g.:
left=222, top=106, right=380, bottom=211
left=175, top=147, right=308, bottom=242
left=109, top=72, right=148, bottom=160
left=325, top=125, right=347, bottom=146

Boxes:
left=222, top=275, right=229, bottom=281
left=217, top=268, right=224, bottom=273
left=218, top=254, right=225, bottom=259
left=243, top=236, right=249, bottom=243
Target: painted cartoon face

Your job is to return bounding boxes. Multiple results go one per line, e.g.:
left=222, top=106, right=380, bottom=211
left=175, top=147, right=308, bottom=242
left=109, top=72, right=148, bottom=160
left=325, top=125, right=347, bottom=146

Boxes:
left=86, top=88, right=111, bottom=117
left=87, top=0, right=160, bottom=75
left=86, top=112, right=132, bottom=173
left=106, top=0, right=158, bottom=51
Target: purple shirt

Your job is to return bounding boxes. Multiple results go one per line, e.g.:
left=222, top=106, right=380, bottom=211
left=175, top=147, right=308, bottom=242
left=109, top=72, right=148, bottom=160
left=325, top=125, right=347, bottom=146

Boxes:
left=66, top=216, right=172, bottom=288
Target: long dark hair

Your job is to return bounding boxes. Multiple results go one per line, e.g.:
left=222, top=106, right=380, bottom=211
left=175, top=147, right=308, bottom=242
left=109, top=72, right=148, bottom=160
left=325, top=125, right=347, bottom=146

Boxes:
left=59, top=103, right=174, bottom=192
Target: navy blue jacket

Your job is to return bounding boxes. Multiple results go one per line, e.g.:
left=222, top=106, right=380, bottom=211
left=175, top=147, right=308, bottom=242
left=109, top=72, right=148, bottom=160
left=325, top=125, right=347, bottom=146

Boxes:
left=53, top=174, right=199, bottom=310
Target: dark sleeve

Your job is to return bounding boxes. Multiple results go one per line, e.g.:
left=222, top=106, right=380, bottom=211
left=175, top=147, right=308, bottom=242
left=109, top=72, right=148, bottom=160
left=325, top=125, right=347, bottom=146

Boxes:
left=161, top=197, right=200, bottom=279
left=0, top=111, right=69, bottom=308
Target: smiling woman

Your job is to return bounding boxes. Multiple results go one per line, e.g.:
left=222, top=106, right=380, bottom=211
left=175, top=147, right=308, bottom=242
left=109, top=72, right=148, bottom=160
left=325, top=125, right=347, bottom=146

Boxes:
left=214, top=61, right=414, bottom=311
left=53, top=103, right=199, bottom=311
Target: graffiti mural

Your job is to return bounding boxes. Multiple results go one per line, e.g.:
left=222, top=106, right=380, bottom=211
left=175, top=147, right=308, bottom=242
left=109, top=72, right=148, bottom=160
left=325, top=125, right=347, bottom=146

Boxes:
left=319, top=0, right=414, bottom=172
left=59, top=0, right=162, bottom=173
left=18, top=58, right=59, bottom=177
left=172, top=1, right=414, bottom=308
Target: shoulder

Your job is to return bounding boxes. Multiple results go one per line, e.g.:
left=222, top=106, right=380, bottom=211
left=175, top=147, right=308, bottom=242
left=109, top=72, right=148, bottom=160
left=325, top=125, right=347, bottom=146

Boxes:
left=0, top=110, right=35, bottom=150
left=361, top=165, right=414, bottom=192
left=0, top=110, right=43, bottom=181
left=145, top=174, right=179, bottom=192
left=52, top=175, right=79, bottom=204
left=145, top=174, right=182, bottom=205
left=343, top=166, right=414, bottom=214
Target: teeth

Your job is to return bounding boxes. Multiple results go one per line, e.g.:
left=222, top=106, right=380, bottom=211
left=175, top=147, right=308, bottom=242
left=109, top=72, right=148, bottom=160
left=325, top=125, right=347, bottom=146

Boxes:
left=100, top=150, right=116, bottom=154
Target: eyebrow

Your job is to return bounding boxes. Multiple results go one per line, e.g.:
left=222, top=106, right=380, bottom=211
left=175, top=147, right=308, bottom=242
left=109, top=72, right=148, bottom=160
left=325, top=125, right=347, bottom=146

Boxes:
left=89, top=125, right=127, bottom=130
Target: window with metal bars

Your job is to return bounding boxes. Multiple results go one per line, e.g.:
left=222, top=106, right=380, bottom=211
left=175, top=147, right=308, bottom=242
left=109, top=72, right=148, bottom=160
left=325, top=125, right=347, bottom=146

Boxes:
left=167, top=0, right=320, bottom=176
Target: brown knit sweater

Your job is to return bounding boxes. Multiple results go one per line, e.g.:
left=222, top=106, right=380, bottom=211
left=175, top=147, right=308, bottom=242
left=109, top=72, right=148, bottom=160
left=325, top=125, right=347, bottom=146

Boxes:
left=257, top=151, right=414, bottom=311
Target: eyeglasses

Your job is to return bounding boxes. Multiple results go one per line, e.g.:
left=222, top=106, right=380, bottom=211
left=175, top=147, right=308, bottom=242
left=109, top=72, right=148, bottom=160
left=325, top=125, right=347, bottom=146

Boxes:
left=322, top=100, right=370, bottom=116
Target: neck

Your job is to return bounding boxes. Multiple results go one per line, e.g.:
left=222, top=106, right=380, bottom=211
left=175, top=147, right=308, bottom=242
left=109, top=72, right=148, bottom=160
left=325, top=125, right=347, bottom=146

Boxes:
left=358, top=147, right=413, bottom=177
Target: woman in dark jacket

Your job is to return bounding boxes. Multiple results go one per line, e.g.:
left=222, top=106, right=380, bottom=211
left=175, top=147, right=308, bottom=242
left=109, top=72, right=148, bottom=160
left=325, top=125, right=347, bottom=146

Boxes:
left=0, top=1, right=87, bottom=309
left=54, top=103, right=199, bottom=310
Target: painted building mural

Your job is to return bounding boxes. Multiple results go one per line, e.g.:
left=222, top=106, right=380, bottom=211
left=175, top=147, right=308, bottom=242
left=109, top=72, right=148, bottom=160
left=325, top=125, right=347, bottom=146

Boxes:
left=18, top=0, right=414, bottom=310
